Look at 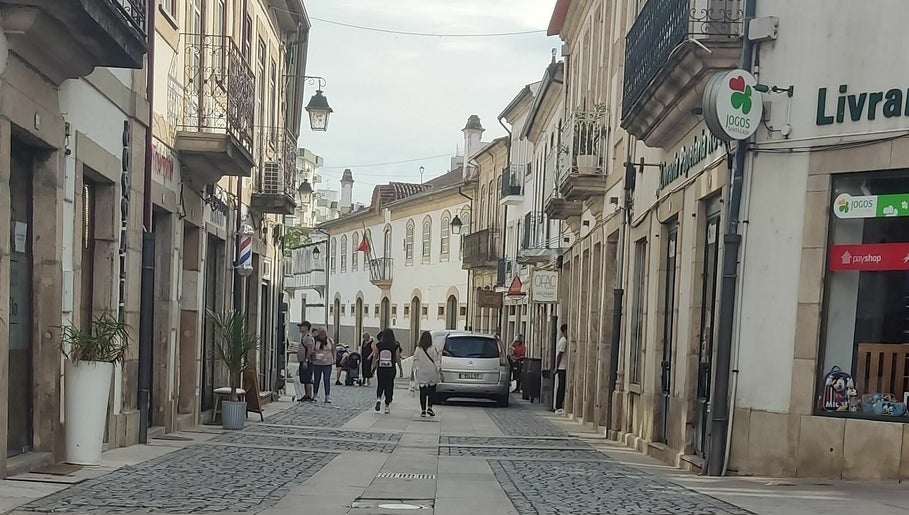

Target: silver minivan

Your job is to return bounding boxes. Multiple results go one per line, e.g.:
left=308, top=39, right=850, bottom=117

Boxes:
left=431, top=330, right=510, bottom=407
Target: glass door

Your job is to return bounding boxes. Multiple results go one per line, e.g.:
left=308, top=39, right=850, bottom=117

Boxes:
left=695, top=209, right=721, bottom=456
left=7, top=144, right=33, bottom=457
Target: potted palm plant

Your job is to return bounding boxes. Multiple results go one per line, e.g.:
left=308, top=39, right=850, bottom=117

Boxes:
left=208, top=310, right=259, bottom=430
left=61, top=313, right=130, bottom=465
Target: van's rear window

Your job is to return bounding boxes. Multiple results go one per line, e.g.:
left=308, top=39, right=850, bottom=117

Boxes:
left=443, top=337, right=499, bottom=359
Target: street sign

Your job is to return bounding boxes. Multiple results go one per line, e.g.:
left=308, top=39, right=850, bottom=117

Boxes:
left=833, top=192, right=909, bottom=219
left=829, top=243, right=909, bottom=271
left=531, top=270, right=559, bottom=303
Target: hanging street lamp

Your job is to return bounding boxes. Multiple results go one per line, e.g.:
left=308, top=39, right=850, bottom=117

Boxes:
left=450, top=215, right=463, bottom=235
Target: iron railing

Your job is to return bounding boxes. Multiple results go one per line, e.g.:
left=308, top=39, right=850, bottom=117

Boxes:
left=254, top=127, right=297, bottom=198
left=180, top=34, right=255, bottom=155
left=501, top=164, right=524, bottom=198
left=622, top=0, right=744, bottom=118
left=558, top=110, right=608, bottom=179
left=111, top=0, right=147, bottom=34
left=369, top=258, right=393, bottom=284
left=462, top=229, right=499, bottom=269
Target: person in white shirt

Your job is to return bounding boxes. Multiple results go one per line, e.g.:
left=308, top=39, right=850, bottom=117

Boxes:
left=555, top=323, right=568, bottom=414
left=413, top=331, right=442, bottom=417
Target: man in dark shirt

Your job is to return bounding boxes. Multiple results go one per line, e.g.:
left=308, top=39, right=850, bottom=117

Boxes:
left=297, top=321, right=315, bottom=402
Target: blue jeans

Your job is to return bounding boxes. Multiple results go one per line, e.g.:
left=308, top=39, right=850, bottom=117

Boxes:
left=312, top=364, right=332, bottom=398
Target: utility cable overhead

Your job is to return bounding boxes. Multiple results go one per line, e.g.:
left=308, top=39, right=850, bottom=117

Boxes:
left=309, top=16, right=546, bottom=37
left=319, top=153, right=455, bottom=169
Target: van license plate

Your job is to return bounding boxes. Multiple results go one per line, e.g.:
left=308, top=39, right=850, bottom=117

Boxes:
left=459, top=373, right=482, bottom=380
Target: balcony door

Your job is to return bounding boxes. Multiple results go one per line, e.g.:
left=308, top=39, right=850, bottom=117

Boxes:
left=410, top=297, right=421, bottom=354
left=186, top=0, right=203, bottom=127
left=383, top=228, right=391, bottom=260
left=445, top=296, right=457, bottom=330
left=695, top=202, right=722, bottom=457
left=355, top=298, right=363, bottom=342
left=659, top=223, right=679, bottom=443
left=381, top=297, right=390, bottom=330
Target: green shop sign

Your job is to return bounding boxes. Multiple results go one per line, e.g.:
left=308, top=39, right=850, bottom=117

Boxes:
left=659, top=130, right=724, bottom=190
left=834, top=193, right=909, bottom=219
left=817, top=85, right=909, bottom=125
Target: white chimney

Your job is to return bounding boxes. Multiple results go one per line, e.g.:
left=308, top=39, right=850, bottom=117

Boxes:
left=462, top=115, right=484, bottom=179
left=340, top=169, right=354, bottom=215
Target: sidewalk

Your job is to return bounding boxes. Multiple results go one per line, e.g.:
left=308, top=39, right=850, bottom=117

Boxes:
left=540, top=407, right=909, bottom=515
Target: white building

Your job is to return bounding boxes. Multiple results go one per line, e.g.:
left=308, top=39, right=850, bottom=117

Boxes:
left=294, top=147, right=324, bottom=228
left=321, top=164, right=471, bottom=355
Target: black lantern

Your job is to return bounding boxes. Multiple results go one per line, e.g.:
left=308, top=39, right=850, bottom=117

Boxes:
left=312, top=245, right=321, bottom=257
left=450, top=215, right=463, bottom=235
left=305, top=90, right=333, bottom=131
left=298, top=179, right=313, bottom=196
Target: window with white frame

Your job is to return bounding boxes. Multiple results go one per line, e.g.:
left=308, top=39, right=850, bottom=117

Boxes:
left=405, top=220, right=415, bottom=264
left=340, top=235, right=348, bottom=272
left=422, top=217, right=431, bottom=262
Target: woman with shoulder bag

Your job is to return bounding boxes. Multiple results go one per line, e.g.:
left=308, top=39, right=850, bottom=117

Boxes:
left=413, top=331, right=441, bottom=417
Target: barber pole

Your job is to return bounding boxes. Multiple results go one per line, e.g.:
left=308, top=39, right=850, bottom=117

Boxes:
left=237, top=227, right=253, bottom=276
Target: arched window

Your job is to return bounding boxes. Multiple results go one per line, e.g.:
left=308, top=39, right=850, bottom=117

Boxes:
left=459, top=206, right=470, bottom=260
left=478, top=185, right=486, bottom=229
left=487, top=179, right=495, bottom=228
left=440, top=212, right=450, bottom=260
left=405, top=220, right=415, bottom=264
left=383, top=226, right=392, bottom=259
left=340, top=235, right=348, bottom=272
left=446, top=295, right=458, bottom=330
left=330, top=237, right=337, bottom=272
left=421, top=216, right=431, bottom=262
left=352, top=231, right=359, bottom=271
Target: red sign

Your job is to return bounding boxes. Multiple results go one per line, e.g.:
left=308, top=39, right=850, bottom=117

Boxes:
left=152, top=142, right=174, bottom=181
left=829, top=243, right=909, bottom=271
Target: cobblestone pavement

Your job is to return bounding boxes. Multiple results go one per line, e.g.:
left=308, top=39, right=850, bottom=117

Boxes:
left=484, top=404, right=567, bottom=437
left=490, top=460, right=753, bottom=515
left=262, top=384, right=376, bottom=428
left=244, top=425, right=400, bottom=442
left=19, top=446, right=335, bottom=514
left=212, top=432, right=398, bottom=453
left=443, top=447, right=604, bottom=460
left=441, top=436, right=588, bottom=448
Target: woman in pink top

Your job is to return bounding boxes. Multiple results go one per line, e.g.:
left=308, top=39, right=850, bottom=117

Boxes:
left=310, top=328, right=335, bottom=403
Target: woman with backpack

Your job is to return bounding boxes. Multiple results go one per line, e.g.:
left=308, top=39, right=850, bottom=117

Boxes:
left=371, top=328, right=402, bottom=414
left=413, top=331, right=441, bottom=417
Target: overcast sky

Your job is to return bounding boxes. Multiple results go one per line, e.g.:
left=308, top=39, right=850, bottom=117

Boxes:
left=299, top=0, right=558, bottom=204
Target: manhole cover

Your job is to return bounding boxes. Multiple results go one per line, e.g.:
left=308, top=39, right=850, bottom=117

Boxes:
left=351, top=499, right=433, bottom=510
left=378, top=503, right=423, bottom=510
left=376, top=473, right=436, bottom=480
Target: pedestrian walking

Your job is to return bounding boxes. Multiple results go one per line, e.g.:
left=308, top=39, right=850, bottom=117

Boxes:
left=296, top=321, right=315, bottom=402
left=372, top=328, right=402, bottom=414
left=360, top=333, right=375, bottom=387
left=413, top=331, right=441, bottom=417
left=555, top=323, right=568, bottom=415
left=311, top=328, right=335, bottom=403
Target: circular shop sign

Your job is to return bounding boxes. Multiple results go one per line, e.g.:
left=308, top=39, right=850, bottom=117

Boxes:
left=703, top=69, right=763, bottom=141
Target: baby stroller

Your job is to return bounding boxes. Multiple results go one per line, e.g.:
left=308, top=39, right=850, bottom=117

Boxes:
left=343, top=352, right=362, bottom=386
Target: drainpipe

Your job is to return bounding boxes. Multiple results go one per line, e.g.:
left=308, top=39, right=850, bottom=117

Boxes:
left=707, top=0, right=757, bottom=476
left=498, top=115, right=512, bottom=332
left=606, top=158, right=633, bottom=433
left=457, top=185, right=473, bottom=330
left=138, top=0, right=157, bottom=444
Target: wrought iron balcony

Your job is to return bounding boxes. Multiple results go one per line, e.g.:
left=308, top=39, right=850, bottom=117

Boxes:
left=621, top=0, right=744, bottom=147
left=250, top=127, right=298, bottom=215
left=175, top=34, right=256, bottom=185
left=0, top=0, right=147, bottom=83
left=500, top=165, right=524, bottom=205
left=369, top=258, right=393, bottom=288
left=462, top=229, right=499, bottom=270
left=543, top=151, right=583, bottom=221
left=556, top=110, right=609, bottom=203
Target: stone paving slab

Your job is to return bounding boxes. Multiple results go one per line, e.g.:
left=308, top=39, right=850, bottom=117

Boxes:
left=17, top=445, right=337, bottom=514
left=263, top=385, right=376, bottom=428
left=211, top=432, right=398, bottom=453
left=442, top=447, right=605, bottom=460
left=490, top=460, right=754, bottom=515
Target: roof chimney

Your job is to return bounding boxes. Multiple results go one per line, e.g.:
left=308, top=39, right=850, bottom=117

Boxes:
left=462, top=115, right=484, bottom=179
left=340, top=169, right=354, bottom=215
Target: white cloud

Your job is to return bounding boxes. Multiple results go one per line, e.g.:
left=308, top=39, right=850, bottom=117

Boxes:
left=301, top=0, right=559, bottom=203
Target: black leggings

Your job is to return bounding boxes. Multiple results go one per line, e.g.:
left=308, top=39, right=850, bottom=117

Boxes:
left=376, top=368, right=395, bottom=405
left=419, top=384, right=436, bottom=411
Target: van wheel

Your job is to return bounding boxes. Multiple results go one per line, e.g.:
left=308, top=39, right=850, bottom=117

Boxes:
left=496, top=394, right=510, bottom=408
left=433, top=393, right=446, bottom=405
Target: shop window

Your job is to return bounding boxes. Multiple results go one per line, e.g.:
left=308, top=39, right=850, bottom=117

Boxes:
left=820, top=172, right=909, bottom=419
left=629, top=239, right=647, bottom=386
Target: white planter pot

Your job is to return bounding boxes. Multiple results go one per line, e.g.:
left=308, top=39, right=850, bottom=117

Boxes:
left=64, top=360, right=113, bottom=465
left=576, top=154, right=599, bottom=172
left=222, top=400, right=247, bottom=430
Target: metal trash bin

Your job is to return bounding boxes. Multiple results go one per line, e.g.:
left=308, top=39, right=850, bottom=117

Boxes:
left=522, top=358, right=542, bottom=403
left=540, top=369, right=553, bottom=409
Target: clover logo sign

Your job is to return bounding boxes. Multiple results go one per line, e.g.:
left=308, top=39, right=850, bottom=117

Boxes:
left=728, top=75, right=753, bottom=115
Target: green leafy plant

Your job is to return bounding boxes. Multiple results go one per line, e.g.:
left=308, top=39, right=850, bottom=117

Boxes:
left=61, top=313, right=130, bottom=364
left=207, top=310, right=259, bottom=401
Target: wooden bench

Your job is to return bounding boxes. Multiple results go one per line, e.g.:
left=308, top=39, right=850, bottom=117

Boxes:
left=854, top=343, right=909, bottom=398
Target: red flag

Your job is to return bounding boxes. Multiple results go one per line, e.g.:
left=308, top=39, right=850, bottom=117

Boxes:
left=356, top=238, right=369, bottom=253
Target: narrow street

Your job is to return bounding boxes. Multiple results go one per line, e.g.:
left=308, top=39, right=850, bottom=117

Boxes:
left=2, top=385, right=905, bottom=515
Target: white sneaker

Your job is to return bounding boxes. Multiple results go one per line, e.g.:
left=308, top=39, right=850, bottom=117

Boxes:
left=384, top=404, right=390, bottom=414
left=555, top=409, right=565, bottom=415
